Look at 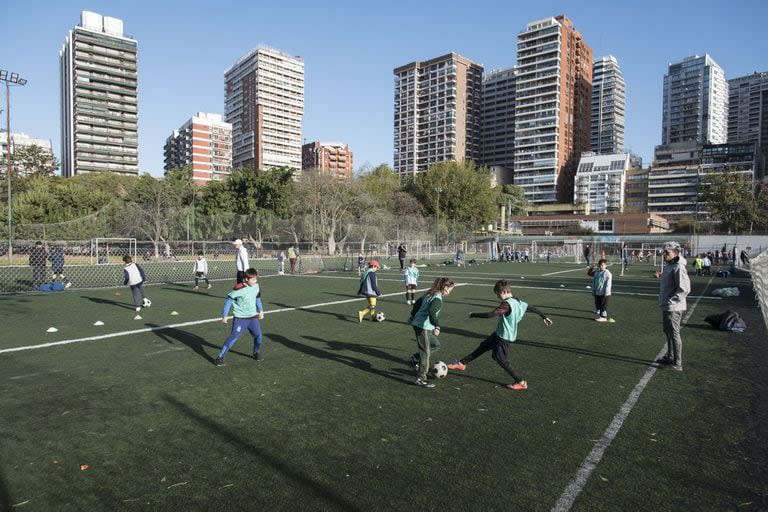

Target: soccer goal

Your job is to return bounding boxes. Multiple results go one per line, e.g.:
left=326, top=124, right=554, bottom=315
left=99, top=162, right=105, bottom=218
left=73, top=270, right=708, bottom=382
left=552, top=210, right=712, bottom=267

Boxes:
left=92, top=238, right=137, bottom=265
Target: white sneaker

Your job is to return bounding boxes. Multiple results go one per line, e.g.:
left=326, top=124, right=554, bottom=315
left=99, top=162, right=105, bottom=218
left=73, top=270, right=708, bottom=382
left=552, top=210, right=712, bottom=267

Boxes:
left=595, top=317, right=608, bottom=322
left=207, top=284, right=212, bottom=289
left=194, top=286, right=199, bottom=290
left=135, top=307, right=141, bottom=312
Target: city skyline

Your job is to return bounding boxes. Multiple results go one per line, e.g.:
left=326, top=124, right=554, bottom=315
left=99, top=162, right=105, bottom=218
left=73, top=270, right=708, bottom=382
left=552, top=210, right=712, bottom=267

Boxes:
left=3, top=0, right=768, bottom=177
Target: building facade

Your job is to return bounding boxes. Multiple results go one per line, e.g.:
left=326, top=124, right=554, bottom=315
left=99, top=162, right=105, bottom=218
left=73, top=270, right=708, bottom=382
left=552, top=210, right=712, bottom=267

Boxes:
left=301, top=141, right=353, bottom=179
left=481, top=66, right=517, bottom=181
left=624, top=166, right=650, bottom=213
left=661, top=54, right=728, bottom=146
left=164, top=113, right=232, bottom=185
left=728, top=71, right=768, bottom=177
left=514, top=16, right=593, bottom=204
left=591, top=56, right=626, bottom=154
left=225, top=46, right=304, bottom=172
left=647, top=141, right=755, bottom=225
left=59, top=11, right=139, bottom=177
left=393, top=53, right=483, bottom=176
left=573, top=152, right=630, bottom=214
left=1, top=131, right=55, bottom=177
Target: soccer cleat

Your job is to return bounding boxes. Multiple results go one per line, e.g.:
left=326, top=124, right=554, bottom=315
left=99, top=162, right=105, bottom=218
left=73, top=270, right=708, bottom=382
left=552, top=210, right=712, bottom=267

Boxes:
left=671, top=365, right=683, bottom=372
left=447, top=361, right=466, bottom=371
left=135, top=306, right=142, bottom=312
left=358, top=310, right=366, bottom=323
left=507, top=382, right=528, bottom=391
left=214, top=358, right=226, bottom=367
left=65, top=281, right=72, bottom=289
left=415, top=378, right=435, bottom=388
left=252, top=352, right=262, bottom=361
left=595, top=317, right=608, bottom=322
left=207, top=284, right=212, bottom=289
left=194, top=286, right=199, bottom=290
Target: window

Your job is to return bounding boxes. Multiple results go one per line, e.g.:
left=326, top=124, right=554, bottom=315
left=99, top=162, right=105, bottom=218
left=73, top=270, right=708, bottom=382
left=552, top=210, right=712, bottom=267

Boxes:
left=597, top=219, right=614, bottom=232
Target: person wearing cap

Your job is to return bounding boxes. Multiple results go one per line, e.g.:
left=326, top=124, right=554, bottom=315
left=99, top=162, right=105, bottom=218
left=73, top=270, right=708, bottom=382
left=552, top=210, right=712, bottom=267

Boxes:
left=233, top=239, right=249, bottom=283
left=656, top=241, right=691, bottom=371
left=357, top=259, right=382, bottom=322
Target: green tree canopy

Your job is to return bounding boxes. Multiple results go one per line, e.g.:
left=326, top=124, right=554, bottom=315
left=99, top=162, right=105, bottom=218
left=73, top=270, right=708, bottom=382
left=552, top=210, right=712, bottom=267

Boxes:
left=699, top=172, right=768, bottom=233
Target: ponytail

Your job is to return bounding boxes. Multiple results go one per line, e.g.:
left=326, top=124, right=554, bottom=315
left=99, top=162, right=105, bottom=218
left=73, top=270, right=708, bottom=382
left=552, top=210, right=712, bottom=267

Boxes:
left=427, top=277, right=455, bottom=296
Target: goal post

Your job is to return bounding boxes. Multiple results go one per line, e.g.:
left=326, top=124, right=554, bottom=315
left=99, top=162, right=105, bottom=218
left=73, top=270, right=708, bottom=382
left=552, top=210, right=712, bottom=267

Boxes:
left=92, top=238, right=137, bottom=265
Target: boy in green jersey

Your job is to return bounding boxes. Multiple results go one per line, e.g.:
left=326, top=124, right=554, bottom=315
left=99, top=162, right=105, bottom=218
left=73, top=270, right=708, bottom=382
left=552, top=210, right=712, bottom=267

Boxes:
left=214, top=268, right=265, bottom=367
left=448, top=280, right=552, bottom=390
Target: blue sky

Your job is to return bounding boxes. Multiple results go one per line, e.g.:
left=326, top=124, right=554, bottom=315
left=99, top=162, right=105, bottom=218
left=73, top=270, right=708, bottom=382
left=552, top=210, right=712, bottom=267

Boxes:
left=3, top=0, right=767, bottom=177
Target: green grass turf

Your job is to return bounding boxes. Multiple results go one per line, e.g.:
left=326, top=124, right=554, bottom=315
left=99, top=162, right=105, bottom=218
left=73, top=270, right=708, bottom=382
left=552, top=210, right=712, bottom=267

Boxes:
left=0, top=261, right=766, bottom=510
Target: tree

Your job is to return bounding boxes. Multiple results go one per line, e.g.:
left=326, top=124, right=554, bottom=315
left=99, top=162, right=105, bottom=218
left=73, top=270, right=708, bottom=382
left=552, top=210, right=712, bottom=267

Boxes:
left=699, top=172, right=767, bottom=233
left=11, top=144, right=59, bottom=177
left=498, top=184, right=527, bottom=215
left=406, top=161, right=498, bottom=240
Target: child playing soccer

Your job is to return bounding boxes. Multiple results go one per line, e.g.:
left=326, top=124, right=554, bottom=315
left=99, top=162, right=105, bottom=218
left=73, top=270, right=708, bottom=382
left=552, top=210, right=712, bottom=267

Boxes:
left=408, top=277, right=455, bottom=388
left=123, top=255, right=150, bottom=312
left=193, top=251, right=211, bottom=290
left=214, top=268, right=265, bottom=367
left=587, top=259, right=612, bottom=321
left=357, top=252, right=365, bottom=276
left=357, top=259, right=382, bottom=322
left=448, top=280, right=552, bottom=391
left=49, top=247, right=72, bottom=288
left=403, top=258, right=420, bottom=304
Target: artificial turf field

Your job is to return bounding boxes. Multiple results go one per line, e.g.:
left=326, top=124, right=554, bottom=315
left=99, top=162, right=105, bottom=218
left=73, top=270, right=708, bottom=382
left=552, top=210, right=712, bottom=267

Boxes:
left=1, top=261, right=767, bottom=511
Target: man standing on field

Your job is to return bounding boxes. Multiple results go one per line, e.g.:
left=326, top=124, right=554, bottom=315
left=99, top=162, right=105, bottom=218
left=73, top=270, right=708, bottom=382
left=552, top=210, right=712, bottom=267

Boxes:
left=655, top=241, right=690, bottom=371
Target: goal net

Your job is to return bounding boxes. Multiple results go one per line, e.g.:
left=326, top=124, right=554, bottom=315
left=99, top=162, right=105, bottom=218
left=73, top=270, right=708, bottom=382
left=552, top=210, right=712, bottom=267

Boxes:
left=93, top=238, right=137, bottom=265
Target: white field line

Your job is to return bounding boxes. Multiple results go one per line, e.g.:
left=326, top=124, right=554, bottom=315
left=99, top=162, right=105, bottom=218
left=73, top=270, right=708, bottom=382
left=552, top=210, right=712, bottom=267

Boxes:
left=9, top=369, right=64, bottom=380
left=541, top=267, right=595, bottom=276
left=0, top=284, right=465, bottom=356
left=144, top=347, right=186, bottom=357
left=551, top=275, right=714, bottom=512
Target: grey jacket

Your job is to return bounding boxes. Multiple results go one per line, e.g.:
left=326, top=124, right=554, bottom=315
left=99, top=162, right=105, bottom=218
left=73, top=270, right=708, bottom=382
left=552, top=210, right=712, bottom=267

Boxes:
left=659, top=256, right=691, bottom=311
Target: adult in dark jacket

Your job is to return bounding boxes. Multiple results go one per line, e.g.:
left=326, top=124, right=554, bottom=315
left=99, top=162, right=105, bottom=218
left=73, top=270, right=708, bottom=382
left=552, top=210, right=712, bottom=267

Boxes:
left=29, top=241, right=48, bottom=286
left=397, top=243, right=407, bottom=271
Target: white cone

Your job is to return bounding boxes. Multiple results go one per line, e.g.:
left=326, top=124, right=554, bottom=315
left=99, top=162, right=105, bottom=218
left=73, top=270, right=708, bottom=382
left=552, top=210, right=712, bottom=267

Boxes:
left=586, top=285, right=591, bottom=289
left=93, top=321, right=104, bottom=326
left=170, top=311, right=179, bottom=316
left=46, top=327, right=58, bottom=333
left=134, top=315, right=142, bottom=320
left=560, top=284, right=565, bottom=288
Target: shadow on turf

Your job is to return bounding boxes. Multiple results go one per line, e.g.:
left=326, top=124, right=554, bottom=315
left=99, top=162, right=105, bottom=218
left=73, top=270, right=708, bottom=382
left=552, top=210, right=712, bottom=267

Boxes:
left=268, top=333, right=411, bottom=385
left=515, top=339, right=653, bottom=366
left=146, top=323, right=247, bottom=363
left=162, top=394, right=359, bottom=511
left=83, top=296, right=136, bottom=310
left=0, top=462, right=12, bottom=512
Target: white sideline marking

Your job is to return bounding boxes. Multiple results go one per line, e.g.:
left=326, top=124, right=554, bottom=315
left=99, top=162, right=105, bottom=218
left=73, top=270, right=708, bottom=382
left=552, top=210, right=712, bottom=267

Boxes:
left=541, top=268, right=591, bottom=276
left=144, top=347, right=186, bottom=356
left=9, top=369, right=64, bottom=380
left=552, top=276, right=713, bottom=512
left=0, top=285, right=465, bottom=356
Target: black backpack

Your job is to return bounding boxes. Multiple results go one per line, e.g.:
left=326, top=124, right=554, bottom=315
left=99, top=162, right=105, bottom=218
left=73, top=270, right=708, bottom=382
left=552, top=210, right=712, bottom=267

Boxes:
left=704, top=310, right=747, bottom=332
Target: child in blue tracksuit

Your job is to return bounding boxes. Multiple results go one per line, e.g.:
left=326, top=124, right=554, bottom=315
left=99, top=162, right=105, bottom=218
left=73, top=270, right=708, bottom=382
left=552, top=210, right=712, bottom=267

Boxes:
left=214, top=268, right=265, bottom=367
left=49, top=247, right=72, bottom=288
left=357, top=259, right=382, bottom=322
left=123, top=255, right=150, bottom=312
left=448, top=280, right=552, bottom=391
left=587, top=259, right=612, bottom=321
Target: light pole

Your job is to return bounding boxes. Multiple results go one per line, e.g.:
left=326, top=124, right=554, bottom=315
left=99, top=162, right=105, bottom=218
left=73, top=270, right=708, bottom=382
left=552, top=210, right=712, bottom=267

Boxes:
left=1, top=70, right=28, bottom=263
left=435, top=186, right=442, bottom=247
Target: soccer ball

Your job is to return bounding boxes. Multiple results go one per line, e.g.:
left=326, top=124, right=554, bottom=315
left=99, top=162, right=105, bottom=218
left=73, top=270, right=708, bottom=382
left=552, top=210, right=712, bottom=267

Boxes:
left=375, top=311, right=386, bottom=322
left=432, top=361, right=448, bottom=378
left=143, top=297, right=152, bottom=308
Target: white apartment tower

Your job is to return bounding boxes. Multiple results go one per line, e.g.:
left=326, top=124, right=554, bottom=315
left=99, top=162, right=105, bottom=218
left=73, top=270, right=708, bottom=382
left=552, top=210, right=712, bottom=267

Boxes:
left=662, top=54, right=728, bottom=145
left=728, top=71, right=768, bottom=175
left=164, top=113, right=232, bottom=185
left=393, top=53, right=483, bottom=176
left=225, top=46, right=304, bottom=171
left=60, top=11, right=139, bottom=177
left=591, top=56, right=626, bottom=154
left=515, top=16, right=593, bottom=204
left=574, top=152, right=630, bottom=213
left=481, top=66, right=517, bottom=184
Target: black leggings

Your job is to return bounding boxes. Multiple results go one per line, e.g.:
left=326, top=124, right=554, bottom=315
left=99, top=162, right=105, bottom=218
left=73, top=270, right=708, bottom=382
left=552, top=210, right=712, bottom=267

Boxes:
left=460, top=333, right=524, bottom=383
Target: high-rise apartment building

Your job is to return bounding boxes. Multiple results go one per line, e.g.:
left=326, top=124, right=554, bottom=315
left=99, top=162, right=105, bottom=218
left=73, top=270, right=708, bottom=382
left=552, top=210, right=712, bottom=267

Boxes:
left=515, top=16, right=592, bottom=204
left=661, top=54, right=728, bottom=146
left=728, top=71, right=768, bottom=176
left=591, top=56, right=626, bottom=154
left=164, top=113, right=232, bottom=185
left=573, top=152, right=630, bottom=213
left=225, top=46, right=304, bottom=172
left=1, top=131, right=56, bottom=177
left=301, top=141, right=353, bottom=179
left=59, top=11, right=138, bottom=177
left=481, top=66, right=517, bottom=185
left=624, top=167, right=650, bottom=213
left=393, top=53, right=483, bottom=176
